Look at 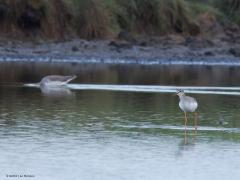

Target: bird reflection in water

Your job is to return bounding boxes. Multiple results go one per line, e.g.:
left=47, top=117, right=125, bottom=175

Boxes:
left=176, top=129, right=197, bottom=157
left=40, top=85, right=75, bottom=98
left=183, top=127, right=197, bottom=145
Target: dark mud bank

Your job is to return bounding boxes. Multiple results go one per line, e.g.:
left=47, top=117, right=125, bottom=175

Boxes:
left=0, top=37, right=239, bottom=66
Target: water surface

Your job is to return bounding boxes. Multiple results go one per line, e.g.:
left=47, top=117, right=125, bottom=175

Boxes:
left=0, top=62, right=240, bottom=180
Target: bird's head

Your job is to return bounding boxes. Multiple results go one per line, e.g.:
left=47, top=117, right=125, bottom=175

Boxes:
left=176, top=89, right=185, bottom=97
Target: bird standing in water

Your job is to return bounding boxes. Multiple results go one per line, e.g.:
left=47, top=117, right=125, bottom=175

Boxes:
left=40, top=75, right=77, bottom=87
left=176, top=90, right=198, bottom=130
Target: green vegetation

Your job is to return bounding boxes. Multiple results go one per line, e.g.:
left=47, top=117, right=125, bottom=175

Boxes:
left=0, top=0, right=72, bottom=39
left=0, top=0, right=238, bottom=40
left=106, top=0, right=199, bottom=35
left=70, top=0, right=109, bottom=39
left=216, top=0, right=240, bottom=24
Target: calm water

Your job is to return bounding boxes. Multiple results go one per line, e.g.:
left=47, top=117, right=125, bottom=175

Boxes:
left=1, top=62, right=240, bottom=180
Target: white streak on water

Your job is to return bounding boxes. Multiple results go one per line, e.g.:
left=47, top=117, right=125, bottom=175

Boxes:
left=67, top=84, right=240, bottom=95
left=114, top=124, right=240, bottom=133
left=24, top=83, right=39, bottom=87
left=23, top=83, right=240, bottom=95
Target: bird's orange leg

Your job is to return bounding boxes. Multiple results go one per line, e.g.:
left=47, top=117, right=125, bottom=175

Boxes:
left=184, top=112, right=188, bottom=130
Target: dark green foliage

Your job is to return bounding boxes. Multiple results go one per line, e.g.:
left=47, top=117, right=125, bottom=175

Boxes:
left=71, top=0, right=109, bottom=39
left=0, top=0, right=72, bottom=38
left=0, top=0, right=238, bottom=39
left=111, top=0, right=199, bottom=35
left=215, top=0, right=240, bottom=24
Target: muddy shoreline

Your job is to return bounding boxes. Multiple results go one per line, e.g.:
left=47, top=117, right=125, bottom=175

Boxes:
left=0, top=35, right=239, bottom=66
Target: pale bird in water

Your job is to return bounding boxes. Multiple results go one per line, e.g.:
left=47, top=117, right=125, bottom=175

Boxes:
left=40, top=75, right=77, bottom=87
left=176, top=90, right=198, bottom=130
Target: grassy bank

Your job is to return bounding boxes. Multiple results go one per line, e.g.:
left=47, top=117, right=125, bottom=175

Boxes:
left=0, top=0, right=239, bottom=40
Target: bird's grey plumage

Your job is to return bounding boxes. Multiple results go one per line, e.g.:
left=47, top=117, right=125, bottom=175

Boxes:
left=40, top=75, right=77, bottom=87
left=179, top=95, right=198, bottom=113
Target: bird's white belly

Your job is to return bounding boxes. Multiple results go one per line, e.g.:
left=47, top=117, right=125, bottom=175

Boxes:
left=43, top=81, right=66, bottom=87
left=179, top=101, right=198, bottom=112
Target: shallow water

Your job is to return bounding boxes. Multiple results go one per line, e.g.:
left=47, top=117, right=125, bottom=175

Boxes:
left=1, top=62, right=240, bottom=180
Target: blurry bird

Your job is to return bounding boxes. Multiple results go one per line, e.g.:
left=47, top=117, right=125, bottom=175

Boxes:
left=176, top=90, right=198, bottom=130
left=218, top=115, right=228, bottom=126
left=40, top=75, right=76, bottom=87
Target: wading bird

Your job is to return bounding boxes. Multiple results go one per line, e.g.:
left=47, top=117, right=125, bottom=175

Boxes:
left=40, top=75, right=77, bottom=87
left=176, top=90, right=198, bottom=130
